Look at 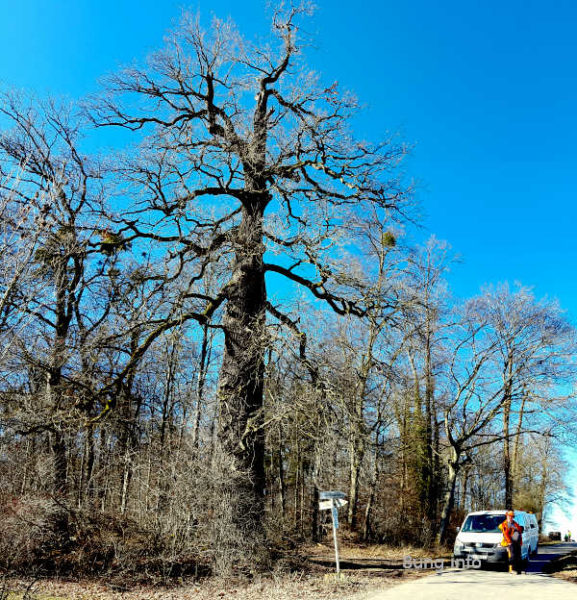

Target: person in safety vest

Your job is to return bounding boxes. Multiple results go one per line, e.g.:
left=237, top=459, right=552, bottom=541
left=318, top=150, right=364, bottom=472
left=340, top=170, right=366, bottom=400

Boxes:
left=499, top=510, right=524, bottom=574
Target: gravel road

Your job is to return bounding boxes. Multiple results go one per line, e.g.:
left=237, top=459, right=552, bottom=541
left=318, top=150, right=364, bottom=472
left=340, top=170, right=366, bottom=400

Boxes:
left=366, top=543, right=577, bottom=600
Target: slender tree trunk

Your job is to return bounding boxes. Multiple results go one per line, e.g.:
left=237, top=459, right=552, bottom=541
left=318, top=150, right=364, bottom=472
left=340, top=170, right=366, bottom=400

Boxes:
left=50, top=428, right=70, bottom=542
left=511, top=392, right=527, bottom=494
left=407, top=350, right=430, bottom=536
left=277, top=428, right=286, bottom=517
left=436, top=448, right=460, bottom=545
left=503, top=356, right=514, bottom=508
left=20, top=438, right=32, bottom=495
left=347, top=390, right=367, bottom=529
left=85, top=425, right=95, bottom=502
left=503, top=403, right=512, bottom=507
left=347, top=330, right=375, bottom=529
left=120, top=446, right=132, bottom=516
left=192, top=325, right=210, bottom=448
left=398, top=397, right=408, bottom=516
left=293, top=435, right=300, bottom=529
left=51, top=429, right=68, bottom=497
left=98, top=428, right=108, bottom=512
left=157, top=341, right=177, bottom=513
left=363, top=438, right=380, bottom=541
left=432, top=407, right=440, bottom=516
left=347, top=442, right=362, bottom=528
left=310, top=443, right=322, bottom=542
left=299, top=473, right=305, bottom=538
left=423, top=323, right=437, bottom=525
left=461, top=467, right=470, bottom=512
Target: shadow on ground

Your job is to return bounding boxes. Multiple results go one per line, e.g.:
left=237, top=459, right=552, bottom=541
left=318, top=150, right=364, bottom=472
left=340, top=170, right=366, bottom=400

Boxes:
left=307, top=543, right=577, bottom=577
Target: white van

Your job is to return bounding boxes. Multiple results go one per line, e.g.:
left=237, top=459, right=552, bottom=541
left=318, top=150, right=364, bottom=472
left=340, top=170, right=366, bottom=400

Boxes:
left=453, top=510, right=538, bottom=566
left=524, top=512, right=539, bottom=555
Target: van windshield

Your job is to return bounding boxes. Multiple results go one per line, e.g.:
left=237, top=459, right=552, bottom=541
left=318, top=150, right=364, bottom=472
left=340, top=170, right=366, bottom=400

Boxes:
left=462, top=514, right=505, bottom=533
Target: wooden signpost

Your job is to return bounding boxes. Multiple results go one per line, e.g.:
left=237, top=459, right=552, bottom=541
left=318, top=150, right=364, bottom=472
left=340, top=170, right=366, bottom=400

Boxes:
left=319, top=491, right=347, bottom=576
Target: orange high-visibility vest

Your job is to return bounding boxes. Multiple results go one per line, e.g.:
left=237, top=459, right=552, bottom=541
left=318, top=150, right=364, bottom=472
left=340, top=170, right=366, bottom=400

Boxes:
left=499, top=520, right=523, bottom=546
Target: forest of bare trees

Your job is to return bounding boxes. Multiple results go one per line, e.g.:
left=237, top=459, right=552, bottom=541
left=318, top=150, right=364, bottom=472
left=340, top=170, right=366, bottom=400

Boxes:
left=0, top=5, right=576, bottom=579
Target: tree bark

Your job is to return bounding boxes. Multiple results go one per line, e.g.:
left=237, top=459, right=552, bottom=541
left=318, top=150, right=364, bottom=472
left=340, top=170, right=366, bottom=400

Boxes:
left=436, top=448, right=460, bottom=545
left=192, top=324, right=210, bottom=448
left=503, top=355, right=514, bottom=508
left=347, top=439, right=362, bottom=528
left=50, top=429, right=68, bottom=497
left=215, top=201, right=267, bottom=562
left=511, top=392, right=527, bottom=495
left=347, top=331, right=375, bottom=529
left=362, top=439, right=380, bottom=541
left=423, top=320, right=438, bottom=525
left=503, top=398, right=512, bottom=507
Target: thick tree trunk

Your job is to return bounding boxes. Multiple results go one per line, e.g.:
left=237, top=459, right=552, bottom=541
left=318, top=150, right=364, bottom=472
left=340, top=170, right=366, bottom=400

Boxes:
left=215, top=202, right=267, bottom=568
left=45, top=256, right=75, bottom=541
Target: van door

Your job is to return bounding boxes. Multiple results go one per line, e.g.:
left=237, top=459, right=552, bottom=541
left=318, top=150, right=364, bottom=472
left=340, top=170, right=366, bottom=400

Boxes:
left=516, top=514, right=530, bottom=560
left=528, top=515, right=538, bottom=554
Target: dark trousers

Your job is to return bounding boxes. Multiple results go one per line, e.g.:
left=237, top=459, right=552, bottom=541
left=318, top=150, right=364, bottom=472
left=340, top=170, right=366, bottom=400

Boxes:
left=508, top=542, right=522, bottom=572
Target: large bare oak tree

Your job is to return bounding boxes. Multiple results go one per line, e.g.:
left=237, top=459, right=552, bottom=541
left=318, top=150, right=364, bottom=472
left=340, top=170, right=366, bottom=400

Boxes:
left=92, top=6, right=409, bottom=564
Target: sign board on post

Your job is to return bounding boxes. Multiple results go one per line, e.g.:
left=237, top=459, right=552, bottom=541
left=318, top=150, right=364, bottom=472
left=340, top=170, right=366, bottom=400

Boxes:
left=319, top=490, right=346, bottom=576
left=319, top=498, right=347, bottom=511
left=319, top=490, right=347, bottom=500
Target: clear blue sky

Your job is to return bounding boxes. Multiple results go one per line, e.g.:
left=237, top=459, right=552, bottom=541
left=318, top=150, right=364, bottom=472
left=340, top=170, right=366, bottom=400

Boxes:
left=2, top=0, right=577, bottom=317
left=2, top=0, right=577, bottom=525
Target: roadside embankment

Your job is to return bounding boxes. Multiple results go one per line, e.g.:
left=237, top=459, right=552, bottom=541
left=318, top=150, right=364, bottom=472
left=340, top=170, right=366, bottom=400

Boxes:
left=543, top=548, right=577, bottom=584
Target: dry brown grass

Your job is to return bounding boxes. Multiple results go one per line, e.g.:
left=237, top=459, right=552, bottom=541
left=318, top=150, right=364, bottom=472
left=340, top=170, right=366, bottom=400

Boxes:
left=554, top=569, right=577, bottom=584
left=1, top=543, right=446, bottom=599
left=1, top=573, right=411, bottom=600
left=304, top=541, right=451, bottom=563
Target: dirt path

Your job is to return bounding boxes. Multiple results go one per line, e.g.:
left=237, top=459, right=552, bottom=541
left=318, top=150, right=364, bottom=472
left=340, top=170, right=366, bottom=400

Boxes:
left=365, top=570, right=576, bottom=600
